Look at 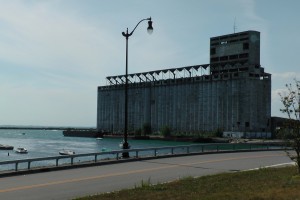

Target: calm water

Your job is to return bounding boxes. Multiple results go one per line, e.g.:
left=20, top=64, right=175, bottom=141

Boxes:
left=0, top=129, right=193, bottom=167
left=0, top=129, right=272, bottom=171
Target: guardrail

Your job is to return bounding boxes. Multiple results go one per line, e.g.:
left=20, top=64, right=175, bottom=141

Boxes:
left=0, top=143, right=289, bottom=173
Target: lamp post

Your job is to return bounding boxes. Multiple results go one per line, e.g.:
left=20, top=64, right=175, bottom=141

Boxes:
left=121, top=17, right=153, bottom=158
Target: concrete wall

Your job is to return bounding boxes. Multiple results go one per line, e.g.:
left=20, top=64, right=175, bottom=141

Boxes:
left=97, top=71, right=271, bottom=135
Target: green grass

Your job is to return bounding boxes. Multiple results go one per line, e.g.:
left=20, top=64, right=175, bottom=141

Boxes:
left=75, top=166, right=300, bottom=200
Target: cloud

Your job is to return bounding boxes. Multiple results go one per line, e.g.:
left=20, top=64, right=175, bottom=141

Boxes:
left=272, top=72, right=300, bottom=80
left=0, top=0, right=297, bottom=125
left=272, top=88, right=286, bottom=101
left=271, top=88, right=285, bottom=117
left=0, top=1, right=121, bottom=80
left=0, top=1, right=113, bottom=125
left=240, top=0, right=260, bottom=20
left=0, top=83, right=96, bottom=126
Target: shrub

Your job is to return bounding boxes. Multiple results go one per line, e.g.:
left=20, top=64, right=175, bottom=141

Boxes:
left=142, top=123, right=151, bottom=136
left=135, top=128, right=142, bottom=136
left=215, top=128, right=223, bottom=137
left=161, top=126, right=171, bottom=137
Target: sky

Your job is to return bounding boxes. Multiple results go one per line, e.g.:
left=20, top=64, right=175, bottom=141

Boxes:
left=0, top=0, right=299, bottom=127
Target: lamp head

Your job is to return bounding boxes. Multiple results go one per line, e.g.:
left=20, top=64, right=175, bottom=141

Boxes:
left=147, top=18, right=153, bottom=34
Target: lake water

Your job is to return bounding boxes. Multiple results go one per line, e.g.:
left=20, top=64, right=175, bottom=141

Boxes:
left=0, top=129, right=193, bottom=171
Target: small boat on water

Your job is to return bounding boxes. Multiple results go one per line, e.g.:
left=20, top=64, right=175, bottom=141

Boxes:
left=101, top=147, right=107, bottom=152
left=59, top=150, right=75, bottom=155
left=0, top=144, right=14, bottom=150
left=15, top=147, right=28, bottom=154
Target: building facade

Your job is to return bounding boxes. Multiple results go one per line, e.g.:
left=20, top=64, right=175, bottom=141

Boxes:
left=97, top=30, right=271, bottom=135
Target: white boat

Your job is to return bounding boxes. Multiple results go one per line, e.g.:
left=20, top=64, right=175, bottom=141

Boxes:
left=59, top=150, right=75, bottom=155
left=15, top=147, right=28, bottom=154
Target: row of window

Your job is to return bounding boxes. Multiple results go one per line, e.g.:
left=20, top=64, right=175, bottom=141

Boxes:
left=210, top=53, right=249, bottom=63
left=210, top=37, right=249, bottom=46
left=212, top=72, right=263, bottom=80
left=210, top=42, right=249, bottom=55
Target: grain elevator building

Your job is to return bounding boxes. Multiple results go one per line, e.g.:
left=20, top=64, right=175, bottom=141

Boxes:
left=97, top=30, right=271, bottom=136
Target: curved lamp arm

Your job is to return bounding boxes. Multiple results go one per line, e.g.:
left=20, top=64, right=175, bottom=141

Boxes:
left=122, top=17, right=153, bottom=39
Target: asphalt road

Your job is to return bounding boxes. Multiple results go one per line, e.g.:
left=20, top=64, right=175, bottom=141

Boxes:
left=0, top=151, right=293, bottom=200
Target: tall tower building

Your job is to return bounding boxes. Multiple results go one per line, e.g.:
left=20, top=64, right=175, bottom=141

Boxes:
left=210, top=31, right=260, bottom=70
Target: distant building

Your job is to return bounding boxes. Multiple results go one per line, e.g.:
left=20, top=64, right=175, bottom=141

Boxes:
left=97, top=30, right=271, bottom=137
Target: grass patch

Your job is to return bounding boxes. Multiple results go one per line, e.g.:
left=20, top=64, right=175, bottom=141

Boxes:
left=75, top=166, right=300, bottom=200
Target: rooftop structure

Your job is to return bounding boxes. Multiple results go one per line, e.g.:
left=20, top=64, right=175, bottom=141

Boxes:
left=210, top=30, right=261, bottom=75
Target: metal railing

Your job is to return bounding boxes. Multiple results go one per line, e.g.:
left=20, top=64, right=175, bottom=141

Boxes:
left=0, top=143, right=288, bottom=173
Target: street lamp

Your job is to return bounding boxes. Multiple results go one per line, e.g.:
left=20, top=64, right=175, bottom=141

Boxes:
left=121, top=17, right=153, bottom=158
